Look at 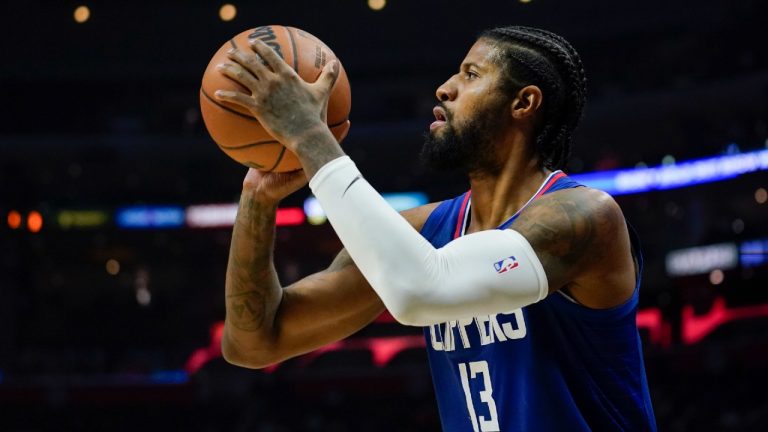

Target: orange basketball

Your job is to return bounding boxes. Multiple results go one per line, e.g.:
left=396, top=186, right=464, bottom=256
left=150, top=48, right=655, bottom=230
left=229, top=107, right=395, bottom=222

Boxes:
left=200, top=25, right=351, bottom=172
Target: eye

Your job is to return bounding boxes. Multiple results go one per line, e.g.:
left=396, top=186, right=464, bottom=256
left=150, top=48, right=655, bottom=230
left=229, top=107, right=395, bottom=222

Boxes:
left=464, top=70, right=479, bottom=80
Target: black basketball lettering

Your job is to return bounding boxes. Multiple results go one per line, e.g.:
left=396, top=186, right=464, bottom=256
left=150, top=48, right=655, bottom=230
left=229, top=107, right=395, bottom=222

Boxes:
left=248, top=26, right=284, bottom=59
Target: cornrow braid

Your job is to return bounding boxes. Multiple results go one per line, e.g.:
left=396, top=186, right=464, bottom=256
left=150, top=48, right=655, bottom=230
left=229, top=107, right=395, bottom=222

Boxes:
left=480, top=26, right=587, bottom=170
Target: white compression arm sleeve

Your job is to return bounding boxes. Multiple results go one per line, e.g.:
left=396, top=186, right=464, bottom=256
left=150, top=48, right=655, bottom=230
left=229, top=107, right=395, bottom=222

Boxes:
left=309, top=156, right=549, bottom=326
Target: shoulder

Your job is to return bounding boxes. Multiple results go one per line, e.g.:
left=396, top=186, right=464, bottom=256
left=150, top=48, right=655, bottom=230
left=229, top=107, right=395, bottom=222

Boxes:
left=514, top=186, right=626, bottom=243
left=399, top=202, right=442, bottom=232
left=511, top=187, right=635, bottom=306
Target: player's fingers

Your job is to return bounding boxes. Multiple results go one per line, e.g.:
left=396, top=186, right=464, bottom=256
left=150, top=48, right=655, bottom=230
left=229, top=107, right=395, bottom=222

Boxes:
left=216, top=62, right=259, bottom=92
left=226, top=47, right=269, bottom=81
left=249, top=38, right=292, bottom=75
left=214, top=90, right=257, bottom=110
left=315, top=60, right=340, bottom=94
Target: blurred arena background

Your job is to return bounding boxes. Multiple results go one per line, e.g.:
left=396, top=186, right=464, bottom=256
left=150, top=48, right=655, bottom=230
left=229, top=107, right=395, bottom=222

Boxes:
left=1, top=1, right=767, bottom=430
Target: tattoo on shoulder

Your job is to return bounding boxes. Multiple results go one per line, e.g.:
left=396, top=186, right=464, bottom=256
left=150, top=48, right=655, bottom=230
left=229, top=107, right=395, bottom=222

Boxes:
left=512, top=190, right=617, bottom=286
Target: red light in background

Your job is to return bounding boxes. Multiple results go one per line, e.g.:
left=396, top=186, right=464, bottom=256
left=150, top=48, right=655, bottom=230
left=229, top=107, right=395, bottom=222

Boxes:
left=185, top=297, right=768, bottom=375
left=636, top=308, right=672, bottom=348
left=27, top=211, right=43, bottom=233
left=7, top=210, right=21, bottom=229
left=184, top=322, right=224, bottom=374
left=275, top=207, right=305, bottom=226
left=682, top=297, right=768, bottom=345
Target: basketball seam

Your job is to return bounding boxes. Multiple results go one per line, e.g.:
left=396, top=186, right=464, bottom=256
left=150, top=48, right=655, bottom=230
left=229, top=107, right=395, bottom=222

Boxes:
left=328, top=118, right=348, bottom=128
left=266, top=146, right=288, bottom=172
left=216, top=139, right=280, bottom=150
left=286, top=27, right=299, bottom=73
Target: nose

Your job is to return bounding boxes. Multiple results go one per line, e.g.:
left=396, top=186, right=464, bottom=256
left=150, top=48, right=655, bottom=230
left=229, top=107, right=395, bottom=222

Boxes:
left=435, top=76, right=457, bottom=102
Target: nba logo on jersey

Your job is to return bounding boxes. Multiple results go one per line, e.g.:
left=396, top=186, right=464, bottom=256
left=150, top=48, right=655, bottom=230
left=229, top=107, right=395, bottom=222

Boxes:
left=493, top=256, right=519, bottom=274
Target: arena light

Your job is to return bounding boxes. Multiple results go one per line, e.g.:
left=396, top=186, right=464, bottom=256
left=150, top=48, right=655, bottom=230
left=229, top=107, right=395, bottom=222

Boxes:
left=186, top=203, right=305, bottom=228
left=709, top=269, right=725, bottom=285
left=756, top=187, right=768, bottom=204
left=186, top=203, right=238, bottom=228
left=682, top=297, right=768, bottom=345
left=741, top=238, right=768, bottom=268
left=367, top=0, right=386, bottom=11
left=304, top=192, right=429, bottom=225
left=149, top=370, right=189, bottom=385
left=636, top=308, right=672, bottom=348
left=304, top=197, right=327, bottom=225
left=275, top=208, right=305, bottom=226
left=27, top=211, right=43, bottom=233
left=665, top=243, right=738, bottom=277
left=115, top=206, right=184, bottom=229
left=572, top=148, right=768, bottom=196
left=73, top=5, right=90, bottom=23
left=7, top=210, right=21, bottom=230
left=57, top=209, right=109, bottom=229
left=106, top=259, right=120, bottom=276
left=219, top=4, right=237, bottom=21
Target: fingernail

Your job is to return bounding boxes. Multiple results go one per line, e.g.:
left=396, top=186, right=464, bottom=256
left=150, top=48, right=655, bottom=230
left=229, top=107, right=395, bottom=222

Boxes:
left=227, top=47, right=236, bottom=54
left=216, top=64, right=225, bottom=70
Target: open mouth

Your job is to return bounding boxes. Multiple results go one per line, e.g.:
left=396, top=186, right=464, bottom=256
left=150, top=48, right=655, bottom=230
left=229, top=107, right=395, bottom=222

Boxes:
left=433, top=106, right=447, bottom=122
left=430, top=106, right=447, bottom=131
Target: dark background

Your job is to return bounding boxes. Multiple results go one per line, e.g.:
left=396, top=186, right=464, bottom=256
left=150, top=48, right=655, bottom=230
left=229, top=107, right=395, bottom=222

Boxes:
left=1, top=0, right=767, bottom=430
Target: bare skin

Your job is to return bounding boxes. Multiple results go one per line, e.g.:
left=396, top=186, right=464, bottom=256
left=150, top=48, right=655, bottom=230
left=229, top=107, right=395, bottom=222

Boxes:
left=216, top=38, right=636, bottom=368
left=223, top=165, right=438, bottom=367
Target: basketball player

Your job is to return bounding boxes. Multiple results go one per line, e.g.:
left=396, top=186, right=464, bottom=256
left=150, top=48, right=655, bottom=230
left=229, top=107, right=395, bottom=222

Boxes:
left=214, top=26, right=656, bottom=431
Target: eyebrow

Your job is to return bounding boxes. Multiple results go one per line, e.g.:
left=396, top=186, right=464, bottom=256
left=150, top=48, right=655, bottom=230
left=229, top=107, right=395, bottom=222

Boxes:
left=462, top=62, right=485, bottom=71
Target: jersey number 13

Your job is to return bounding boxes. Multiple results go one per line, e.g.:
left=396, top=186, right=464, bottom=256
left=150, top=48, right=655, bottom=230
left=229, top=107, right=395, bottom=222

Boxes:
left=459, top=360, right=500, bottom=432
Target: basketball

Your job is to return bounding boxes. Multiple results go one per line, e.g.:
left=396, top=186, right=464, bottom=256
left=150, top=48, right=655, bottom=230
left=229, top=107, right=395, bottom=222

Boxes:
left=200, top=25, right=351, bottom=172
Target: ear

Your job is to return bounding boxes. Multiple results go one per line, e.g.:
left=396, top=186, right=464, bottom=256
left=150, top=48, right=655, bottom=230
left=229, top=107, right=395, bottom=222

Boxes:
left=510, top=85, right=543, bottom=120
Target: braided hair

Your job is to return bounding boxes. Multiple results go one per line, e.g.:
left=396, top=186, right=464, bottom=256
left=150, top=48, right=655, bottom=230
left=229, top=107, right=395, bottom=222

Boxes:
left=480, top=26, right=587, bottom=170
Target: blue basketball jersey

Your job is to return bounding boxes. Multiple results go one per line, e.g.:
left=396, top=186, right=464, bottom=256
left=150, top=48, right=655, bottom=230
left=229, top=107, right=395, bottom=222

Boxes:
left=419, top=171, right=656, bottom=431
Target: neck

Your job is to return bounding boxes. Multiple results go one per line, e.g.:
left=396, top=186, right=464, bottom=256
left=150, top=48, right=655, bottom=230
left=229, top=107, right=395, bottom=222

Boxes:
left=465, top=136, right=552, bottom=233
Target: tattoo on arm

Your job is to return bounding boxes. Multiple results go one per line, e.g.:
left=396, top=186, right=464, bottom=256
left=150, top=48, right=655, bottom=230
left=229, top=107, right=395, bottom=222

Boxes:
left=225, top=193, right=281, bottom=332
left=511, top=190, right=613, bottom=291
left=227, top=290, right=266, bottom=331
left=293, top=129, right=346, bottom=179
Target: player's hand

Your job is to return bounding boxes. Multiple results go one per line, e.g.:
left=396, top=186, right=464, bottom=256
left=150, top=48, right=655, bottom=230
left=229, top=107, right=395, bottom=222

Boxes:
left=242, top=168, right=308, bottom=205
left=213, top=39, right=340, bottom=152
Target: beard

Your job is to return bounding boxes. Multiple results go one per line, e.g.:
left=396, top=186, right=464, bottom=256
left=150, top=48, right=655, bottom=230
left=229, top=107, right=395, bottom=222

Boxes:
left=420, top=101, right=507, bottom=176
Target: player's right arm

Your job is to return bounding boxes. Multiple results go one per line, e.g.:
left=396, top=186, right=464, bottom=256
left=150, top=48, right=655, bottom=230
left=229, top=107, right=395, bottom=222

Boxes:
left=222, top=168, right=435, bottom=369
